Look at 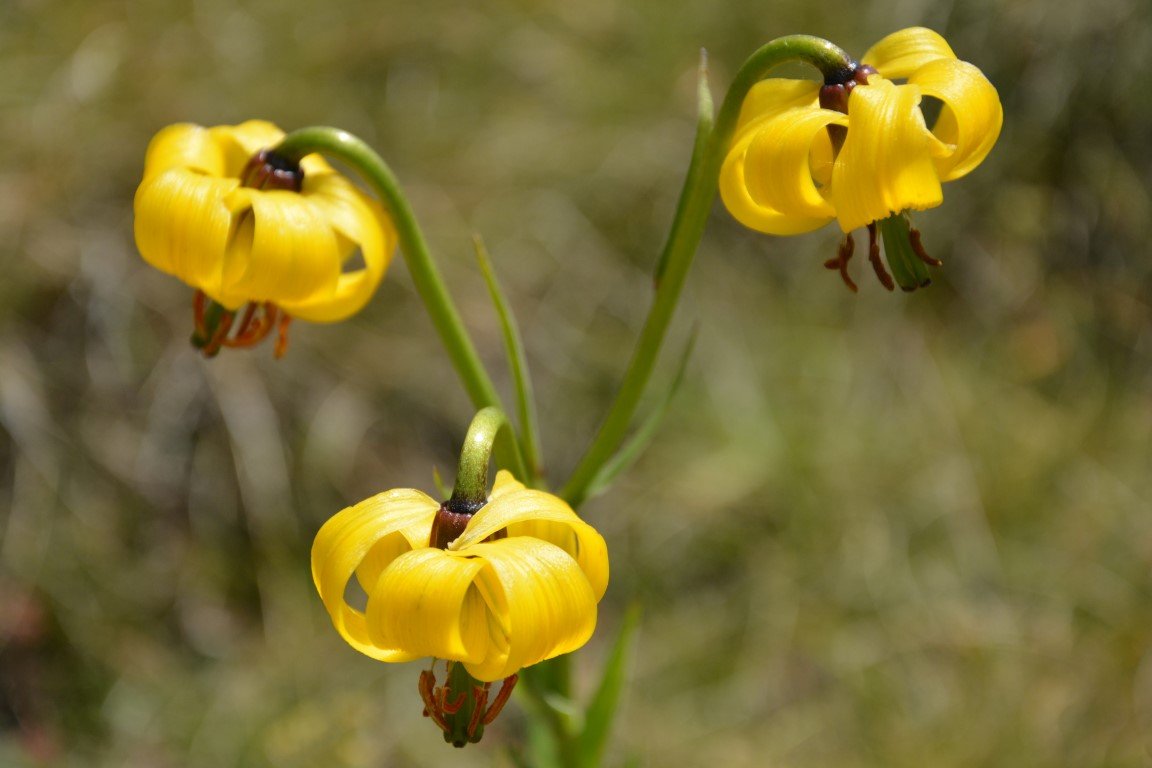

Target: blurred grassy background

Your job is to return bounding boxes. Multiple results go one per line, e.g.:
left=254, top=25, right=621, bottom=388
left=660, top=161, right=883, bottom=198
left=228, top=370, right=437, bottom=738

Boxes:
left=2, top=0, right=1151, bottom=765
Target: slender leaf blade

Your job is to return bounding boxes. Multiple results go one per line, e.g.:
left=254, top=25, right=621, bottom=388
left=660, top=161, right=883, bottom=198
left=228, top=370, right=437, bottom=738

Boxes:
left=473, top=235, right=543, bottom=482
left=655, top=50, right=714, bottom=285
left=576, top=604, right=642, bottom=767
left=585, top=330, right=697, bottom=499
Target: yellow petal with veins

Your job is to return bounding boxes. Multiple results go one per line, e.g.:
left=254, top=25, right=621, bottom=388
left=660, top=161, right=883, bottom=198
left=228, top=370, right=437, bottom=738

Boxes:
left=281, top=171, right=395, bottom=322
left=909, top=57, right=1003, bottom=181
left=454, top=471, right=609, bottom=600
left=212, top=188, right=342, bottom=310
left=489, top=469, right=526, bottom=500
left=208, top=120, right=286, bottom=177
left=720, top=76, right=840, bottom=235
left=310, top=488, right=438, bottom=662
left=720, top=109, right=844, bottom=235
left=832, top=79, right=947, bottom=232
left=862, top=27, right=956, bottom=80
left=142, top=123, right=226, bottom=179
left=732, top=78, right=822, bottom=140
left=462, top=538, right=598, bottom=682
left=743, top=106, right=844, bottom=220
left=367, top=548, right=490, bottom=666
left=133, top=169, right=235, bottom=288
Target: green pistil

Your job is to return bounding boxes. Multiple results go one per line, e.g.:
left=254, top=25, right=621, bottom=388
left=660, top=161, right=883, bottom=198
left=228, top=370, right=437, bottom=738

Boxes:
left=878, top=214, right=932, bottom=292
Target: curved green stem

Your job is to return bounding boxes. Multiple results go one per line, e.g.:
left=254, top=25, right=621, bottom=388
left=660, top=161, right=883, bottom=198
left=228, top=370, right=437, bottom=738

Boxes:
left=449, top=406, right=510, bottom=508
left=272, top=127, right=527, bottom=480
left=560, top=36, right=853, bottom=508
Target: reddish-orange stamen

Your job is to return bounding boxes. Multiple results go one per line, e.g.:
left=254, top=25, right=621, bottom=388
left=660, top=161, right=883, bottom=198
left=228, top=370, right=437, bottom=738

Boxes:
left=274, top=312, right=293, bottom=359
left=867, top=223, right=895, bottom=291
left=909, top=226, right=943, bottom=266
left=191, top=293, right=290, bottom=358
left=824, top=234, right=858, bottom=293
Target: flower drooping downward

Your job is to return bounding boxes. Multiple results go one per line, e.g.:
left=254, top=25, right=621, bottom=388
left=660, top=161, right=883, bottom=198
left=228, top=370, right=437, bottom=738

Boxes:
left=311, top=469, right=608, bottom=746
left=134, top=120, right=395, bottom=356
left=720, top=27, right=1002, bottom=290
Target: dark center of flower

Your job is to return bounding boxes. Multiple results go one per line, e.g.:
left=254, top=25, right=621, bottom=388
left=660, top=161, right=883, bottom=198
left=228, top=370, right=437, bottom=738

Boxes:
left=818, top=63, right=877, bottom=113
left=429, top=497, right=507, bottom=550
left=819, top=63, right=877, bottom=152
left=240, top=149, right=304, bottom=192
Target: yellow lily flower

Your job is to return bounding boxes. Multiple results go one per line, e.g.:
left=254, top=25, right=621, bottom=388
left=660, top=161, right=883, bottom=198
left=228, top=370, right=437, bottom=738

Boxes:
left=311, top=470, right=609, bottom=683
left=134, top=120, right=395, bottom=354
left=720, top=27, right=1002, bottom=289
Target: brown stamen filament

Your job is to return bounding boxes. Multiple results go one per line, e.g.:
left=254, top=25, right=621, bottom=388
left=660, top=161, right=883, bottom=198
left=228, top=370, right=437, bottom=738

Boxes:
left=190, top=291, right=292, bottom=359
left=823, top=234, right=858, bottom=293
left=909, top=226, right=943, bottom=266
left=867, top=223, right=895, bottom=291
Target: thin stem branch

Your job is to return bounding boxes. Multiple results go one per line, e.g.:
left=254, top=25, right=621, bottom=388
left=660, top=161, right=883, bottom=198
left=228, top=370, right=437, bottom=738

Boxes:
left=449, top=406, right=510, bottom=507
left=272, top=127, right=527, bottom=479
left=561, top=36, right=854, bottom=508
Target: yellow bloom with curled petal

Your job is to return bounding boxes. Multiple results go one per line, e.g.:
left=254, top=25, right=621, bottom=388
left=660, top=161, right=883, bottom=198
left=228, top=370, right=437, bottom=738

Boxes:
left=720, top=27, right=1002, bottom=288
left=134, top=120, right=395, bottom=353
left=311, top=470, right=608, bottom=683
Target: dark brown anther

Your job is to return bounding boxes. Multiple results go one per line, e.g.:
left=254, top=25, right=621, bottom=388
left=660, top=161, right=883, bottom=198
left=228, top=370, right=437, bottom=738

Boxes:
left=908, top=226, right=943, bottom=266
left=866, top=223, right=895, bottom=291
left=240, top=149, right=304, bottom=192
left=823, top=233, right=858, bottom=292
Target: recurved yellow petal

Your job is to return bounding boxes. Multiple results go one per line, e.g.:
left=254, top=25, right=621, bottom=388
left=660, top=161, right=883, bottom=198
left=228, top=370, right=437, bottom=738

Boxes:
left=721, top=81, right=839, bottom=235
left=310, top=488, right=438, bottom=661
left=721, top=124, right=839, bottom=236
left=208, top=120, right=286, bottom=177
left=732, top=78, right=822, bottom=141
left=453, top=472, right=609, bottom=600
left=280, top=172, right=395, bottom=322
left=743, top=107, right=844, bottom=220
left=133, top=169, right=234, bottom=288
left=212, top=188, right=342, bottom=309
left=142, top=123, right=226, bottom=180
left=366, top=548, right=490, bottom=665
left=489, top=469, right=526, bottom=500
left=832, top=79, right=946, bottom=232
left=862, top=27, right=956, bottom=80
left=462, top=538, right=598, bottom=682
left=910, top=57, right=1002, bottom=181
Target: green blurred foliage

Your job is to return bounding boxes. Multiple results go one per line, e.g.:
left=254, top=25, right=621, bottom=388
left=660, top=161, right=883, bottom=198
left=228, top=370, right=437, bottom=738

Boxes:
left=1, top=0, right=1150, bottom=765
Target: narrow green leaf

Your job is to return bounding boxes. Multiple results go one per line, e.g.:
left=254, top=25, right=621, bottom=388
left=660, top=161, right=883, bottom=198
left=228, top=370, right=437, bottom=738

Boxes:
left=473, top=235, right=543, bottom=483
left=516, top=663, right=575, bottom=768
left=514, top=719, right=562, bottom=768
left=696, top=48, right=715, bottom=130
left=576, top=604, right=642, bottom=768
left=655, top=50, right=714, bottom=285
left=585, top=330, right=697, bottom=499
